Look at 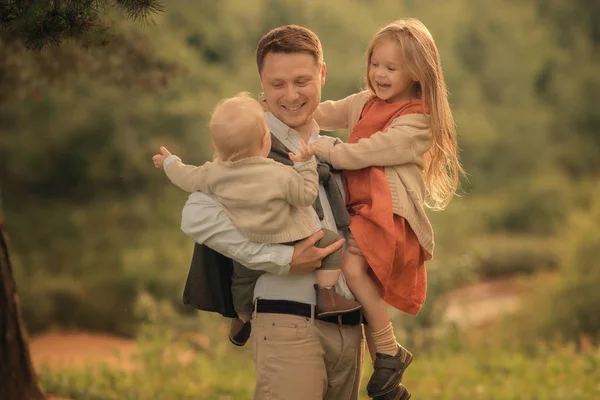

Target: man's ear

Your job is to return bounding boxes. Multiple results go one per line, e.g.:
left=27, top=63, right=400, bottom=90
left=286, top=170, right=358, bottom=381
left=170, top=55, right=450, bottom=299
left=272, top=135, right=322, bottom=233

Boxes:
left=258, top=92, right=270, bottom=112
left=320, top=62, right=327, bottom=87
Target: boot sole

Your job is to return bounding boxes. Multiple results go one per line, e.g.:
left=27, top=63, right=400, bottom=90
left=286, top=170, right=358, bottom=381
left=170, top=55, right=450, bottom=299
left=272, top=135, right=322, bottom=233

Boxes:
left=368, top=351, right=413, bottom=397
left=373, top=385, right=411, bottom=400
left=316, top=304, right=362, bottom=318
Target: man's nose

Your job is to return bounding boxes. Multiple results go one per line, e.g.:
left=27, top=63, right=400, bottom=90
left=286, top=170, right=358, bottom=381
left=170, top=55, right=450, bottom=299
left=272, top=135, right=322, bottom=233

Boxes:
left=284, top=85, right=300, bottom=102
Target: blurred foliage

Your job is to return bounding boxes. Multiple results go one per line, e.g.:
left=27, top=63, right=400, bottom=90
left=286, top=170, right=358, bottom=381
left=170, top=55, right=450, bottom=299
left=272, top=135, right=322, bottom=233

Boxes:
left=0, top=0, right=599, bottom=343
left=471, top=235, right=560, bottom=279
left=0, top=31, right=181, bottom=102
left=504, top=183, right=600, bottom=346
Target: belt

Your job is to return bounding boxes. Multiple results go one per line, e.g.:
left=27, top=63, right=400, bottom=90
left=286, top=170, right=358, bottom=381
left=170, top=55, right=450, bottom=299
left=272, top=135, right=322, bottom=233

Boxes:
left=255, top=299, right=363, bottom=326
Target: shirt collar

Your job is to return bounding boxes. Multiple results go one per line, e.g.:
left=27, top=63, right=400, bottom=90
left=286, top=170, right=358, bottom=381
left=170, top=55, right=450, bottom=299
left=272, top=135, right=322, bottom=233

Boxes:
left=265, top=112, right=321, bottom=145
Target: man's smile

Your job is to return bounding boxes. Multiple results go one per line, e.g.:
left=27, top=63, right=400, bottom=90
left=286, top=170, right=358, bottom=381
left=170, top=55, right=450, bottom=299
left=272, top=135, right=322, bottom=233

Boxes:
left=282, top=103, right=306, bottom=112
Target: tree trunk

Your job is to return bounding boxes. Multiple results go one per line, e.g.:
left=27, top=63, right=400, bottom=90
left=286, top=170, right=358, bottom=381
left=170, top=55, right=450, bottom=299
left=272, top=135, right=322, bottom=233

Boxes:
left=0, top=206, right=46, bottom=400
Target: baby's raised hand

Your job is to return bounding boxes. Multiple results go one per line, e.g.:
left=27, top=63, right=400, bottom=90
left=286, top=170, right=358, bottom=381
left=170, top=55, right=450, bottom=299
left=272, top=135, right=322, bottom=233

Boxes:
left=289, top=139, right=315, bottom=162
left=152, top=146, right=172, bottom=169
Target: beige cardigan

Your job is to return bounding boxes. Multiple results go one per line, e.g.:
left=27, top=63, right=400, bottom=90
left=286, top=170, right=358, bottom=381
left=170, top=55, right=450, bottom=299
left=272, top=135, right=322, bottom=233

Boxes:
left=164, top=156, right=319, bottom=243
left=313, top=91, right=435, bottom=259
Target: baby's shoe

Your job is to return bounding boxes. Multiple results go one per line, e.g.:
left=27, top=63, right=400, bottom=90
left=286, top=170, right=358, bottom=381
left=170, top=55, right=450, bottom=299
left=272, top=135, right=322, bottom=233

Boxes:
left=315, top=284, right=362, bottom=317
left=229, top=317, right=251, bottom=346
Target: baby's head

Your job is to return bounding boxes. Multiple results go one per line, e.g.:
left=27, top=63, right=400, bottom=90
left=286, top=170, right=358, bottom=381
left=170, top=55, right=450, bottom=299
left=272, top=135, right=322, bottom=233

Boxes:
left=210, top=92, right=271, bottom=161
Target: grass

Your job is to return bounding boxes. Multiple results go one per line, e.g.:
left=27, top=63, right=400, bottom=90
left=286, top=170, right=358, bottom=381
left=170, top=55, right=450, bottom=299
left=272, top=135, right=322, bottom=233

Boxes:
left=38, top=319, right=600, bottom=400
left=397, top=345, right=600, bottom=399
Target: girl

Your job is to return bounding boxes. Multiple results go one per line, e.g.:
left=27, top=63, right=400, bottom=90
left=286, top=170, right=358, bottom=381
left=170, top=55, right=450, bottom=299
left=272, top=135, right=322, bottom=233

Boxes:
left=312, top=19, right=463, bottom=399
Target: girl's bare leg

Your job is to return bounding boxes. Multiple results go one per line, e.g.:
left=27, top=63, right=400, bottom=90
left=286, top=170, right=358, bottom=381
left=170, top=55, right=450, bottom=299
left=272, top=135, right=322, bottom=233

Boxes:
left=341, top=251, right=390, bottom=332
left=342, top=253, right=413, bottom=397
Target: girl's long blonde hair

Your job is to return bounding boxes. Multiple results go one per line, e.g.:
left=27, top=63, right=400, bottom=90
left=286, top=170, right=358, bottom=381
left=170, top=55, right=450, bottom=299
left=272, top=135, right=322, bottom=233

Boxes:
left=366, top=19, right=464, bottom=210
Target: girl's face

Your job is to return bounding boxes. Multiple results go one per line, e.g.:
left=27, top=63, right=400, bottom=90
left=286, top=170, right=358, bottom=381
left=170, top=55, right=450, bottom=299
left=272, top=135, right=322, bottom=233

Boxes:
left=368, top=39, right=416, bottom=103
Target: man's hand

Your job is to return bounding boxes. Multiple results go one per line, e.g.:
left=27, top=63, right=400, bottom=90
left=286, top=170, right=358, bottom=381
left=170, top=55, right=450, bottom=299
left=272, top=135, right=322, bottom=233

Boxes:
left=289, top=230, right=345, bottom=274
left=347, top=234, right=364, bottom=256
left=289, top=139, right=315, bottom=163
left=152, top=146, right=172, bottom=169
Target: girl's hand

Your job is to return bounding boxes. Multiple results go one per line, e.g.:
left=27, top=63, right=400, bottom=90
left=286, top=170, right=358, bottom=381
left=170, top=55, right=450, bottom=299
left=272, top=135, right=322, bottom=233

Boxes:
left=152, top=146, right=172, bottom=169
left=289, top=139, right=315, bottom=162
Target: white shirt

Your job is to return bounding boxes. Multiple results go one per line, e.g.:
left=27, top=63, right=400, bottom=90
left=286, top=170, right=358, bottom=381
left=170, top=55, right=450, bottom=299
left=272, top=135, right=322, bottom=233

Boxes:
left=180, top=112, right=353, bottom=305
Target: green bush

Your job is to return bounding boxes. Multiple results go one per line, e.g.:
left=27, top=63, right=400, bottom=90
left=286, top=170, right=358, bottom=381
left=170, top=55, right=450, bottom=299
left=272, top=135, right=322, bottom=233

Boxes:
left=482, top=173, right=576, bottom=236
left=504, top=184, right=600, bottom=346
left=20, top=274, right=139, bottom=336
left=472, top=235, right=560, bottom=279
left=11, top=192, right=194, bottom=335
left=536, top=185, right=600, bottom=342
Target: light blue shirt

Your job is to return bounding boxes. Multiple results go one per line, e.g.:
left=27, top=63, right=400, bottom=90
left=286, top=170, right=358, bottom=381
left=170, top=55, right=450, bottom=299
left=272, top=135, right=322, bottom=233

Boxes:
left=180, top=112, right=353, bottom=305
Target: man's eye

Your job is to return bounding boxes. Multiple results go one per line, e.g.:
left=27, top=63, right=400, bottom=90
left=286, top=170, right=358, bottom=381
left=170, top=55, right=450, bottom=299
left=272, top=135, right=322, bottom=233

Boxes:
left=388, top=67, right=395, bottom=71
left=272, top=83, right=283, bottom=88
left=371, top=63, right=379, bottom=67
left=296, top=80, right=308, bottom=86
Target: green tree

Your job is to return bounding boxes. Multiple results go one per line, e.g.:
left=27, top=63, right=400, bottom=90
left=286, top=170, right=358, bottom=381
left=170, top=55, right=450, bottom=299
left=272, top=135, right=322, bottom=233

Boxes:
left=535, top=0, right=600, bottom=177
left=0, top=1, right=172, bottom=398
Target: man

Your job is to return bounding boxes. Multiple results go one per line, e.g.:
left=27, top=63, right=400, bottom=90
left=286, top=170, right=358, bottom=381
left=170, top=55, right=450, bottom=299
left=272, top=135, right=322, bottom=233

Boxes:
left=181, top=25, right=365, bottom=400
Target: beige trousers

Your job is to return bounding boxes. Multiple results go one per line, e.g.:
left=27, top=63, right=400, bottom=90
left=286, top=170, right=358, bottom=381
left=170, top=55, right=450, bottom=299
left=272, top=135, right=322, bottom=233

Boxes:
left=250, top=311, right=364, bottom=400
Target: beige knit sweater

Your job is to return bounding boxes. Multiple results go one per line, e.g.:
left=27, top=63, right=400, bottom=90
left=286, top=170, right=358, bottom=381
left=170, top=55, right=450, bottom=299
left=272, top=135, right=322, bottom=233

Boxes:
left=313, top=91, right=435, bottom=259
left=164, top=156, right=319, bottom=243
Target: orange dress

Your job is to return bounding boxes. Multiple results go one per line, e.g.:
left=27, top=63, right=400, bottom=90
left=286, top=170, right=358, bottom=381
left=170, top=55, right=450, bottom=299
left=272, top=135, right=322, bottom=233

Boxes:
left=344, top=98, right=428, bottom=315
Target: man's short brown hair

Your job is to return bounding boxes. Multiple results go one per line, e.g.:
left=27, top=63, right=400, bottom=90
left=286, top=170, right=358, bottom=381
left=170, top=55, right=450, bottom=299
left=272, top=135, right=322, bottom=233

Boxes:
left=256, top=25, right=323, bottom=74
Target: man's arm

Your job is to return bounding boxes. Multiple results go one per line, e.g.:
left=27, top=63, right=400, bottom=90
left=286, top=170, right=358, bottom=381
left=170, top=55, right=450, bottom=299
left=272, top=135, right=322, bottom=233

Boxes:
left=181, top=192, right=345, bottom=274
left=181, top=192, right=292, bottom=274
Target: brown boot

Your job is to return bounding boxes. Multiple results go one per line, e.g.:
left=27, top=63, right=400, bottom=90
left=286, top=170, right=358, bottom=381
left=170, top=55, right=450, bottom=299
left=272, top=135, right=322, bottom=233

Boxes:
left=229, top=318, right=251, bottom=347
left=315, top=284, right=362, bottom=317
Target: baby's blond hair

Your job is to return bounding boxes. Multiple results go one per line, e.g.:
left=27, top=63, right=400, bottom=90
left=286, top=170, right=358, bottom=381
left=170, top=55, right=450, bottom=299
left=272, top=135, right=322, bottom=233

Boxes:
left=210, top=92, right=269, bottom=161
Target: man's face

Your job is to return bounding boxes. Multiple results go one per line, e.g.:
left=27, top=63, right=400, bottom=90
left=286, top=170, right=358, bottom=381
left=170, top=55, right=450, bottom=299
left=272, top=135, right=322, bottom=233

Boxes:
left=260, top=52, right=326, bottom=132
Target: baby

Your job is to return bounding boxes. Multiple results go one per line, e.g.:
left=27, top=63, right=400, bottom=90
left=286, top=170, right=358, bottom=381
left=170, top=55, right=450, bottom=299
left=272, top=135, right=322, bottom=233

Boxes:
left=152, top=92, right=360, bottom=346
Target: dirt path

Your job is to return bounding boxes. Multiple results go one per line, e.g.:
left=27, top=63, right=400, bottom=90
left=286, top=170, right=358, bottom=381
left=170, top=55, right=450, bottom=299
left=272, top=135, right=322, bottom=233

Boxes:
left=440, top=277, right=525, bottom=329
left=30, top=331, right=137, bottom=371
